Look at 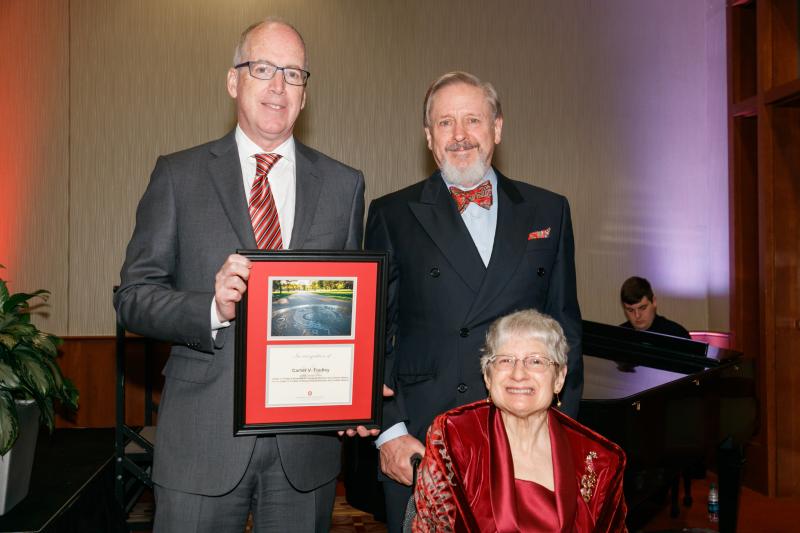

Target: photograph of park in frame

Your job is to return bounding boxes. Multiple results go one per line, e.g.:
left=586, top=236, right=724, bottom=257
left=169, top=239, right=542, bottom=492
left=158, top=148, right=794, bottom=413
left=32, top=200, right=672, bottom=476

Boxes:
left=267, top=276, right=357, bottom=340
left=234, top=250, right=388, bottom=435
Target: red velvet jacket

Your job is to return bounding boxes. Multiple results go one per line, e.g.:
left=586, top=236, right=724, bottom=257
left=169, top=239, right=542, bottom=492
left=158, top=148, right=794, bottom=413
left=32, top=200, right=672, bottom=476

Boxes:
left=413, top=401, right=627, bottom=532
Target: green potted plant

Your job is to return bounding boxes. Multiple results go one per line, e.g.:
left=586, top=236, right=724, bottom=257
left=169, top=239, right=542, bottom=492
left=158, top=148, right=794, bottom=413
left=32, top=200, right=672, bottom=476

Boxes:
left=0, top=265, right=78, bottom=514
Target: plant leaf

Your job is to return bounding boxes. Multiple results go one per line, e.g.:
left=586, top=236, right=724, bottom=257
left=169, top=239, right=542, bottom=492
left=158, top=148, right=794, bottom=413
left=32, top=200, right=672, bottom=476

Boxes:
left=0, top=333, right=17, bottom=351
left=0, top=273, right=77, bottom=444
left=35, top=395, right=55, bottom=432
left=32, top=333, right=59, bottom=358
left=39, top=357, right=79, bottom=409
left=0, top=360, right=21, bottom=391
left=61, top=377, right=79, bottom=410
left=0, top=275, right=8, bottom=308
left=1, top=290, right=49, bottom=314
left=13, top=346, right=54, bottom=399
left=39, top=356, right=64, bottom=389
left=0, top=313, right=16, bottom=330
left=0, top=390, right=19, bottom=455
left=4, top=323, right=36, bottom=339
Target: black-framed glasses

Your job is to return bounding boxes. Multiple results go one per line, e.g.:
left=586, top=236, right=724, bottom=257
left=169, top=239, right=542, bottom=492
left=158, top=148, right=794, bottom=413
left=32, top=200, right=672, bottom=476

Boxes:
left=489, top=354, right=559, bottom=373
left=235, top=60, right=310, bottom=86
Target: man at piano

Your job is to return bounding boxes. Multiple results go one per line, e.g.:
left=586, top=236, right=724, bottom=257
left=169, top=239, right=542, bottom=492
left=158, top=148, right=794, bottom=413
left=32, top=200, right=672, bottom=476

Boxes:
left=617, top=277, right=724, bottom=516
left=619, top=276, right=691, bottom=339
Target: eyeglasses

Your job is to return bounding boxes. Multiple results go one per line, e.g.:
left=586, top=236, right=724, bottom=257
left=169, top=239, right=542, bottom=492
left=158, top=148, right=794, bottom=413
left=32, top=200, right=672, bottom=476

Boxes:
left=489, top=354, right=559, bottom=373
left=235, top=60, right=310, bottom=86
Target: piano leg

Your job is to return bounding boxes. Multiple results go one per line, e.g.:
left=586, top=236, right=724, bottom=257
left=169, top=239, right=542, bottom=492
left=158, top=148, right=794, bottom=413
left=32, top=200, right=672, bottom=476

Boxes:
left=717, top=437, right=745, bottom=533
left=683, top=468, right=693, bottom=507
left=669, top=475, right=680, bottom=517
left=669, top=467, right=694, bottom=517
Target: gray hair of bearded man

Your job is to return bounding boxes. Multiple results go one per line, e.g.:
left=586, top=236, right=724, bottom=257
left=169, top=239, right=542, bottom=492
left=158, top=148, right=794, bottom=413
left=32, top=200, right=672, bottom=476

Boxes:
left=479, top=309, right=569, bottom=377
left=423, top=71, right=503, bottom=128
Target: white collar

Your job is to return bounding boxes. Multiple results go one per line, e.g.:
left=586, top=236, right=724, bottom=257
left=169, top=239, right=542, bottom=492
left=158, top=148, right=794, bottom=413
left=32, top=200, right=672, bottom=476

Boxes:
left=235, top=125, right=295, bottom=163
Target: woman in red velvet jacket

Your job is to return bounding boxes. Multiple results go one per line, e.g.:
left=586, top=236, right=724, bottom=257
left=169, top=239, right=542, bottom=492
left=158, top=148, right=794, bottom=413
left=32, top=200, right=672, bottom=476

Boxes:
left=412, top=310, right=627, bottom=532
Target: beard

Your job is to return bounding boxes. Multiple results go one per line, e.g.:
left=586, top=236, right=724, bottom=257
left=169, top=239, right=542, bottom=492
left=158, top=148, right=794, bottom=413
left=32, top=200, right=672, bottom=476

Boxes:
left=439, top=141, right=489, bottom=188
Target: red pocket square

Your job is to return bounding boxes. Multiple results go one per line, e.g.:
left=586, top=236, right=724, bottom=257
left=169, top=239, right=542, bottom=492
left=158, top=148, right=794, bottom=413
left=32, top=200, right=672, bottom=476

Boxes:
left=528, top=228, right=551, bottom=240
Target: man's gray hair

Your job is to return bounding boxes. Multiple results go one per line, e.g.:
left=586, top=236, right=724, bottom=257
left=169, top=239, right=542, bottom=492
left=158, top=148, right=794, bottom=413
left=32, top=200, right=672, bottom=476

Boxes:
left=479, top=309, right=569, bottom=376
left=232, top=17, right=308, bottom=69
left=423, top=71, right=503, bottom=127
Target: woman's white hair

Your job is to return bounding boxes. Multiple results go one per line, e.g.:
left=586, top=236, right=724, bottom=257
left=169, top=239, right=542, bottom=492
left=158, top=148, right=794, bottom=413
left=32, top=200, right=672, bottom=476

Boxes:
left=479, top=309, right=569, bottom=376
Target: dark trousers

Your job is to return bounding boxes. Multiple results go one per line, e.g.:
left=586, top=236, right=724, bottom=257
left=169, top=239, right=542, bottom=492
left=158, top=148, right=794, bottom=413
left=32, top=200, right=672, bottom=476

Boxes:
left=154, top=436, right=336, bottom=533
left=382, top=478, right=414, bottom=533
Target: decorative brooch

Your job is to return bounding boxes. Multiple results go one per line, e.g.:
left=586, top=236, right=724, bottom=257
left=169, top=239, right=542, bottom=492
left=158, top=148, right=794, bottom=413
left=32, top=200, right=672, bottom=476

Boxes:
left=580, top=451, right=598, bottom=503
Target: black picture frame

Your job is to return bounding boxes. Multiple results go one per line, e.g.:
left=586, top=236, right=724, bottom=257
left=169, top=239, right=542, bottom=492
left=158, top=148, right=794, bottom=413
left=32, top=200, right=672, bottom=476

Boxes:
left=233, top=250, right=387, bottom=435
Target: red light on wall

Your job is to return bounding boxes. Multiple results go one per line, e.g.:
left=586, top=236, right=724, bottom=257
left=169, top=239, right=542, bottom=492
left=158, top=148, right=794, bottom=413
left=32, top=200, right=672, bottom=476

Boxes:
left=0, top=10, right=29, bottom=274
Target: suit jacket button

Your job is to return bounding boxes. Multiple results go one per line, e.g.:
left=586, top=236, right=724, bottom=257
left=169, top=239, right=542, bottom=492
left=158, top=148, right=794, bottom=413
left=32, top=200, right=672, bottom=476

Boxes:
left=537, top=267, right=546, bottom=277
left=459, top=327, right=470, bottom=338
left=429, top=267, right=440, bottom=278
left=457, top=383, right=468, bottom=393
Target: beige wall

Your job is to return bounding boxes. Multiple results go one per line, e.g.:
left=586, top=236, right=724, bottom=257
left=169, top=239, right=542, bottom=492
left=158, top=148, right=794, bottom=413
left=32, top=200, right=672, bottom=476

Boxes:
left=1, top=0, right=728, bottom=336
left=0, top=0, right=70, bottom=333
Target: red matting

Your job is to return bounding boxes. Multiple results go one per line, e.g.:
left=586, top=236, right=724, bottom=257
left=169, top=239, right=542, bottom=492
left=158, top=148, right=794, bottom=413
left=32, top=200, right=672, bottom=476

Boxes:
left=244, top=261, right=377, bottom=425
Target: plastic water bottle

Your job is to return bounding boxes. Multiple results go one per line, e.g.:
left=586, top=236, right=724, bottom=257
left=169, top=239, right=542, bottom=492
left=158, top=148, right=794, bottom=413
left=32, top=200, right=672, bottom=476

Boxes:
left=707, top=482, right=719, bottom=523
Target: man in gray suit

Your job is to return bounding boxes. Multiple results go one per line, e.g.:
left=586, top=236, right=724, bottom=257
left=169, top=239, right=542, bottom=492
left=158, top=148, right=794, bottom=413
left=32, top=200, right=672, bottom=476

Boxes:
left=115, top=19, right=367, bottom=532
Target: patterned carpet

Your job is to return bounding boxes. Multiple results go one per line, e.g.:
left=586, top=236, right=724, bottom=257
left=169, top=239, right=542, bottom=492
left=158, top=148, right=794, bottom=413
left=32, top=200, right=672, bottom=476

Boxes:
left=330, top=496, right=387, bottom=532
left=132, top=492, right=387, bottom=532
left=133, top=475, right=800, bottom=532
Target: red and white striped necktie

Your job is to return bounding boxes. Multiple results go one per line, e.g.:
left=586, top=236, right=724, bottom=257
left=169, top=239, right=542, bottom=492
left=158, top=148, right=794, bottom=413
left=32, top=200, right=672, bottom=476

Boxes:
left=249, top=153, right=283, bottom=249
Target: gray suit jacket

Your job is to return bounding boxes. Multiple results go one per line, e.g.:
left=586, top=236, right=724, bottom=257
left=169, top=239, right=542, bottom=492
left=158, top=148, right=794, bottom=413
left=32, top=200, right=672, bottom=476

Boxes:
left=114, top=131, right=365, bottom=495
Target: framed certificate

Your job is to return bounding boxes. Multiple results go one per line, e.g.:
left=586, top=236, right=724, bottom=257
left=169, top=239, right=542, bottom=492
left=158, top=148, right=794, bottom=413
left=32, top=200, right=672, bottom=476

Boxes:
left=233, top=250, right=387, bottom=435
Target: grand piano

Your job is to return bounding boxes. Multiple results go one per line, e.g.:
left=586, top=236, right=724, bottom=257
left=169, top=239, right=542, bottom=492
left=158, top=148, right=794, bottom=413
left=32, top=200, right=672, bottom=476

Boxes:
left=579, top=320, right=757, bottom=532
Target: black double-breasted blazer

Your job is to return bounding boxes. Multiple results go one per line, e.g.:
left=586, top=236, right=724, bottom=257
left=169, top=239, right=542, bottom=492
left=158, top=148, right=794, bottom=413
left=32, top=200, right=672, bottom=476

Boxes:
left=365, top=169, right=582, bottom=440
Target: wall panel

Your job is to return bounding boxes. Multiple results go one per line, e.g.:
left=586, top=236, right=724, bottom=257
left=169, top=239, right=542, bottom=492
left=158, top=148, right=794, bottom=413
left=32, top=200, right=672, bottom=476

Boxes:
left=55, top=337, right=169, bottom=428
left=0, top=0, right=69, bottom=334
left=0, top=0, right=724, bottom=336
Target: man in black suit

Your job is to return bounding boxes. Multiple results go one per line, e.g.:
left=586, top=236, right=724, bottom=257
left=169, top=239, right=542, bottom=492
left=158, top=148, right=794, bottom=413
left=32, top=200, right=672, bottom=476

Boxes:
left=115, top=19, right=371, bottom=532
left=365, top=71, right=583, bottom=531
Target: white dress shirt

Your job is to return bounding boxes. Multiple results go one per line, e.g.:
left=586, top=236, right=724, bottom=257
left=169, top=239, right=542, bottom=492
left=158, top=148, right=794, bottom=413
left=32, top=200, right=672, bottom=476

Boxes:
left=441, top=168, right=498, bottom=267
left=235, top=126, right=296, bottom=247
left=211, top=126, right=299, bottom=333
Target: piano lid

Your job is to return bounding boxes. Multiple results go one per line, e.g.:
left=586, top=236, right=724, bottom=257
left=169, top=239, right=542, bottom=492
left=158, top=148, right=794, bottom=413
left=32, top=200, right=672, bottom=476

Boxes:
left=583, top=355, right=694, bottom=400
left=581, top=320, right=743, bottom=400
left=583, top=320, right=711, bottom=368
